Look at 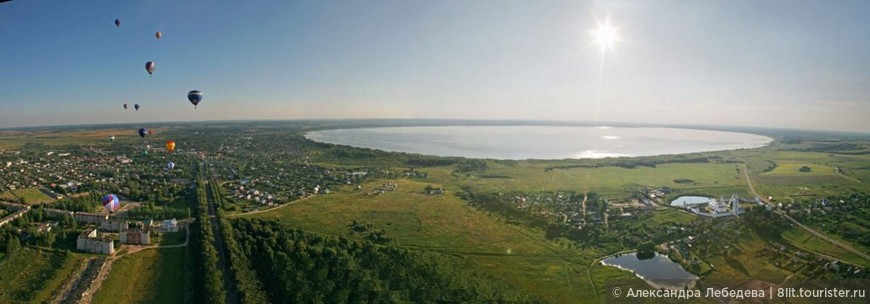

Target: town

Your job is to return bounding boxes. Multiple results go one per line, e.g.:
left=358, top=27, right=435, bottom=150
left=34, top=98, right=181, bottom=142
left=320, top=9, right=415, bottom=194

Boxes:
left=0, top=123, right=868, bottom=304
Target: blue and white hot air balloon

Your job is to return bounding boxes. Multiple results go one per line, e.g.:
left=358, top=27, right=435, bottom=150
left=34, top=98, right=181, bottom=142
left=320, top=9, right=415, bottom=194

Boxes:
left=187, top=90, right=202, bottom=109
left=101, top=194, right=120, bottom=213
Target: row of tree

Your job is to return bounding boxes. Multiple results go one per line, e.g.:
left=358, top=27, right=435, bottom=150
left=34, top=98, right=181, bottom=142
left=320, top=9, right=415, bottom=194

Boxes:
left=124, top=203, right=191, bottom=220
left=208, top=176, right=268, bottom=303
left=192, top=167, right=226, bottom=303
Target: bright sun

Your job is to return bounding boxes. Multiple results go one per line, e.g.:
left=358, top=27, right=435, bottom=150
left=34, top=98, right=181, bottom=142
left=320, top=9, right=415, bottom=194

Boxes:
left=591, top=16, right=620, bottom=52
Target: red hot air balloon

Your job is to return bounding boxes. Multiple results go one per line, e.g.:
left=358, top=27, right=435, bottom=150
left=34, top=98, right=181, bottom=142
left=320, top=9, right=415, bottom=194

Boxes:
left=145, top=61, right=156, bottom=76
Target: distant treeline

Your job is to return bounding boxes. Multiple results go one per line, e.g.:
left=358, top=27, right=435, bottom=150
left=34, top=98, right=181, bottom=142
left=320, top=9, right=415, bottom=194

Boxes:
left=545, top=157, right=710, bottom=171
left=784, top=142, right=869, bottom=154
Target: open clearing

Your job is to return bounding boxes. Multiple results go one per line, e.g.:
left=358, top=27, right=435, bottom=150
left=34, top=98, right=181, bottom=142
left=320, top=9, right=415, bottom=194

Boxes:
left=0, top=248, right=86, bottom=303
left=240, top=178, right=629, bottom=303
left=2, top=187, right=56, bottom=204
left=455, top=162, right=745, bottom=197
left=92, top=247, right=193, bottom=304
left=762, top=162, right=837, bottom=176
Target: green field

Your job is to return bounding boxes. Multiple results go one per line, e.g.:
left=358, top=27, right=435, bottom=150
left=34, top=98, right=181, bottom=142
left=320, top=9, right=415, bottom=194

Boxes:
left=0, top=191, right=16, bottom=201
left=457, top=162, right=745, bottom=197
left=92, top=247, right=193, bottom=304
left=1, top=187, right=56, bottom=204
left=748, top=150, right=869, bottom=197
left=0, top=248, right=85, bottom=303
left=705, top=230, right=794, bottom=283
left=631, top=208, right=696, bottom=226
left=241, top=145, right=870, bottom=302
left=781, top=228, right=870, bottom=268
left=761, top=162, right=837, bottom=176
left=0, top=128, right=168, bottom=149
left=158, top=230, right=187, bottom=246
left=240, top=178, right=630, bottom=303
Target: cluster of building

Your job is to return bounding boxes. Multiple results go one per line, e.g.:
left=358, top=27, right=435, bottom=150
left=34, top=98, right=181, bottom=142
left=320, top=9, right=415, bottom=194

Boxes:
left=423, top=185, right=445, bottom=195
left=0, top=202, right=31, bottom=228
left=75, top=217, right=179, bottom=255
left=368, top=182, right=397, bottom=196
left=77, top=229, right=115, bottom=255
left=74, top=219, right=163, bottom=255
left=214, top=151, right=370, bottom=205
left=0, top=150, right=119, bottom=193
left=0, top=148, right=187, bottom=201
left=684, top=194, right=745, bottom=218
left=232, top=185, right=280, bottom=206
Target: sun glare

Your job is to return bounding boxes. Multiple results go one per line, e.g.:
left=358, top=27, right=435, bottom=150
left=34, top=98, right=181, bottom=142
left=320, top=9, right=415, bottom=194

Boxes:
left=591, top=16, right=620, bottom=52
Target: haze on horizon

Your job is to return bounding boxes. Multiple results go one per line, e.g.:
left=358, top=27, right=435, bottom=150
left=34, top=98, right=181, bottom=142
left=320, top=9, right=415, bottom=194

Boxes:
left=1, top=1, right=868, bottom=132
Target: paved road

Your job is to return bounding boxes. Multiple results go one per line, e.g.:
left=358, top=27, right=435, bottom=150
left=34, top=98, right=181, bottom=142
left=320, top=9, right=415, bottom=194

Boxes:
left=229, top=195, right=314, bottom=217
left=740, top=163, right=869, bottom=262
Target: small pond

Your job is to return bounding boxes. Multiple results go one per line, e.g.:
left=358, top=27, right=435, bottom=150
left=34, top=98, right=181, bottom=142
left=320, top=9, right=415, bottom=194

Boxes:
left=670, top=195, right=713, bottom=207
left=601, top=252, right=699, bottom=289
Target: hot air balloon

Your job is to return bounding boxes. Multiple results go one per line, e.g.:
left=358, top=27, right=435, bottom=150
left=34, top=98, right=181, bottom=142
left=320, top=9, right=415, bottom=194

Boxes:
left=165, top=140, right=176, bottom=153
left=188, top=90, right=203, bottom=108
left=114, top=19, right=121, bottom=28
left=148, top=130, right=154, bottom=135
left=123, top=103, right=128, bottom=110
left=109, top=136, right=115, bottom=141
left=145, top=61, right=156, bottom=76
left=155, top=32, right=162, bottom=39
left=134, top=104, right=140, bottom=111
left=101, top=194, right=120, bottom=213
left=167, top=162, right=176, bottom=170
left=143, top=150, right=149, bottom=156
left=138, top=128, right=147, bottom=138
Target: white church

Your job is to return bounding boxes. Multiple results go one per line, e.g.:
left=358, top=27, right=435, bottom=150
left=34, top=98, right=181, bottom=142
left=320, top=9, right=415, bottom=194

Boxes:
left=688, top=194, right=744, bottom=218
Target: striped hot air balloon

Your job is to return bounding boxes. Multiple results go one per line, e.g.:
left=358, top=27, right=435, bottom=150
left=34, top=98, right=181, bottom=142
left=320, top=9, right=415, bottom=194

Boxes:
left=101, top=194, right=120, bottom=213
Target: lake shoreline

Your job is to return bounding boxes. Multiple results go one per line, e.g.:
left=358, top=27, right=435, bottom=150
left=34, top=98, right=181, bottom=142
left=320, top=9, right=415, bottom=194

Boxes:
left=305, top=125, right=774, bottom=160
left=601, top=252, right=700, bottom=290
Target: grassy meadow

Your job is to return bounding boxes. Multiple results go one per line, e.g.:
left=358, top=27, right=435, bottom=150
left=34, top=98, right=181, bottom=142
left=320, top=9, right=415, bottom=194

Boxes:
left=92, top=247, right=193, bottom=304
left=0, top=248, right=86, bottom=303
left=2, top=187, right=56, bottom=204
left=0, top=128, right=135, bottom=149
left=452, top=162, right=746, bottom=198
left=239, top=178, right=637, bottom=303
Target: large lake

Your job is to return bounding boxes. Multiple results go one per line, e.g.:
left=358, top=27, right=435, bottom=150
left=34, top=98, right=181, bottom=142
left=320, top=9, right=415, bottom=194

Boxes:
left=304, top=126, right=773, bottom=160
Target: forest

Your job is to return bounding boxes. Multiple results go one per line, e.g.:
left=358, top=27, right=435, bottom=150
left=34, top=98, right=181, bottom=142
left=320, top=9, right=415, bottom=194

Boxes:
left=228, top=218, right=542, bottom=303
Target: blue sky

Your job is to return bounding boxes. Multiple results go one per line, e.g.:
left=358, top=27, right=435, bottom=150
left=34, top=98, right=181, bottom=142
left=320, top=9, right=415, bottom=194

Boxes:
left=1, top=0, right=868, bottom=132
